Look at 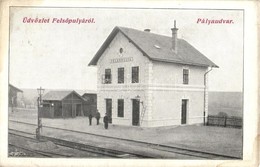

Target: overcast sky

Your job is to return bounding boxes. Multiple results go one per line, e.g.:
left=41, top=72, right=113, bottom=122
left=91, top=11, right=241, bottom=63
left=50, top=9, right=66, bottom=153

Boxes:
left=9, top=7, right=243, bottom=92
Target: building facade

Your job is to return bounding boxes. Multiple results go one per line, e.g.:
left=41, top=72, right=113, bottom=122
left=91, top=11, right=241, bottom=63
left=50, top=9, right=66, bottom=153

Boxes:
left=89, top=24, right=218, bottom=127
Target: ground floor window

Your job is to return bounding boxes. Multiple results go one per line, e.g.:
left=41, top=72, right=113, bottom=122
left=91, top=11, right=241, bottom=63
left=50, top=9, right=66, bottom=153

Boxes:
left=117, top=99, right=124, bottom=117
left=181, top=99, right=188, bottom=124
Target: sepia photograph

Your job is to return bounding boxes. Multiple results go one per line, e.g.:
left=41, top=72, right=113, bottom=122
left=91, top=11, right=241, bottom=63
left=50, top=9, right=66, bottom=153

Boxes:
left=1, top=0, right=259, bottom=166
left=7, top=7, right=245, bottom=160
left=1, top=2, right=258, bottom=167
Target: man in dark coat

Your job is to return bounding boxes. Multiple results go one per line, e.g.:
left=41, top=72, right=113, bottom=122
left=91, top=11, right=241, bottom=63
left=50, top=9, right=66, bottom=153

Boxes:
left=95, top=111, right=100, bottom=125
left=103, top=113, right=109, bottom=129
left=89, top=113, right=92, bottom=126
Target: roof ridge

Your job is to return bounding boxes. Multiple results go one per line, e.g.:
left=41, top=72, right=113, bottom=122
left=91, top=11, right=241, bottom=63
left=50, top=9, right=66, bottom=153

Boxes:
left=43, top=90, right=83, bottom=101
left=117, top=26, right=173, bottom=39
left=89, top=26, right=218, bottom=68
left=47, top=90, right=73, bottom=92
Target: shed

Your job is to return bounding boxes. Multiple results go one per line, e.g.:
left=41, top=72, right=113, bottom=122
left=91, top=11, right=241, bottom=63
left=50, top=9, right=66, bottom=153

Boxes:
left=41, top=90, right=85, bottom=118
left=9, top=84, right=23, bottom=107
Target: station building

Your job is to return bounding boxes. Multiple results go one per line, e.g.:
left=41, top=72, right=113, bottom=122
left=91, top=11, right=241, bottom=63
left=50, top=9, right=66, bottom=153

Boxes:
left=88, top=23, right=218, bottom=127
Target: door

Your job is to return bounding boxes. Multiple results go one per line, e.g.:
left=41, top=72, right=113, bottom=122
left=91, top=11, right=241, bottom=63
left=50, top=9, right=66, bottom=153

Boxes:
left=63, top=104, right=72, bottom=118
left=54, top=103, right=62, bottom=117
left=132, top=99, right=140, bottom=126
left=76, top=104, right=82, bottom=116
left=72, top=104, right=76, bottom=118
left=181, top=99, right=188, bottom=124
left=106, top=99, right=112, bottom=123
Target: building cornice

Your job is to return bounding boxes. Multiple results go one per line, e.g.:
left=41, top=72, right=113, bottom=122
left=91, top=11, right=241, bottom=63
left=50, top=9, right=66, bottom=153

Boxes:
left=98, top=83, right=205, bottom=92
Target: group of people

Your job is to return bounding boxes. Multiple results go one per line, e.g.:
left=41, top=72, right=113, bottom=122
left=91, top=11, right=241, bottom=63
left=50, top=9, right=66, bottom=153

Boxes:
left=88, top=110, right=109, bottom=129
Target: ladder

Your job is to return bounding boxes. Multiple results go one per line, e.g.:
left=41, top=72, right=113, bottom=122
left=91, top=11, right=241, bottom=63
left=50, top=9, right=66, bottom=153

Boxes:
left=140, top=105, right=146, bottom=125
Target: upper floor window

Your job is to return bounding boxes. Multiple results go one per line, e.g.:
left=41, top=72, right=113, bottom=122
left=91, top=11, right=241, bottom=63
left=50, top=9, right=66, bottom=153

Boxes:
left=132, top=66, right=139, bottom=83
left=117, top=99, right=124, bottom=117
left=118, top=68, right=124, bottom=84
left=183, top=69, right=189, bottom=84
left=104, top=69, right=112, bottom=84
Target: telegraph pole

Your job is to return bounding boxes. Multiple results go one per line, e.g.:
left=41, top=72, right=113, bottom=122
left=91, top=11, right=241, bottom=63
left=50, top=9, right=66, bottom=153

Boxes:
left=36, top=86, right=44, bottom=140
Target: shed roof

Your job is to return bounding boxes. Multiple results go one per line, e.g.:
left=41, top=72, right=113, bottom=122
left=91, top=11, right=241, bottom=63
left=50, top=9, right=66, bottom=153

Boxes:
left=76, top=90, right=97, bottom=96
left=88, top=26, right=218, bottom=68
left=42, top=90, right=84, bottom=101
left=9, top=84, right=23, bottom=93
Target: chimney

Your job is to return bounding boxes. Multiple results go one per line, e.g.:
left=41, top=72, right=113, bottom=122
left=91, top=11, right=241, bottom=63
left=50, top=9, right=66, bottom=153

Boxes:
left=171, top=20, right=178, bottom=53
left=144, top=29, right=151, bottom=32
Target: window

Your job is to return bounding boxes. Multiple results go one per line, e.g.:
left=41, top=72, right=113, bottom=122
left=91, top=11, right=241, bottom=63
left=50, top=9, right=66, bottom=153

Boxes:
left=118, top=68, right=124, bottom=84
left=132, top=66, right=139, bottom=83
left=104, top=69, right=112, bottom=84
left=117, top=99, right=124, bottom=117
left=183, top=69, right=189, bottom=84
left=119, top=48, right=123, bottom=53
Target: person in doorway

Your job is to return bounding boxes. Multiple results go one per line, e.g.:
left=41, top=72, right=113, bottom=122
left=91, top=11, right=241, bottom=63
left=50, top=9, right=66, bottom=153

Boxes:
left=89, top=113, right=92, bottom=125
left=103, top=113, right=109, bottom=129
left=95, top=110, right=100, bottom=125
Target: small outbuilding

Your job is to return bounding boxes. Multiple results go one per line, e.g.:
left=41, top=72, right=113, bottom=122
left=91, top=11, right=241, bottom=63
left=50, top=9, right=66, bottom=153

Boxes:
left=9, top=84, right=23, bottom=108
left=41, top=90, right=85, bottom=118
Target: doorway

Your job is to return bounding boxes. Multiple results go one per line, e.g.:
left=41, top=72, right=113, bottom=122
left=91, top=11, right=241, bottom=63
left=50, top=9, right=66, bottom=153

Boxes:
left=181, top=99, right=188, bottom=124
left=132, top=99, right=140, bottom=126
left=106, top=99, right=112, bottom=123
left=76, top=104, right=82, bottom=116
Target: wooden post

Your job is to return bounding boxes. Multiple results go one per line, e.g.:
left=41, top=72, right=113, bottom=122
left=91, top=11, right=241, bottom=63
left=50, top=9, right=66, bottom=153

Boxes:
left=36, top=87, right=44, bottom=140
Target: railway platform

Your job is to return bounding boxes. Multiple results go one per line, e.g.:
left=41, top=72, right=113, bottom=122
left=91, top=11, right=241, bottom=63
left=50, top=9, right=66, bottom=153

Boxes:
left=9, top=109, right=243, bottom=159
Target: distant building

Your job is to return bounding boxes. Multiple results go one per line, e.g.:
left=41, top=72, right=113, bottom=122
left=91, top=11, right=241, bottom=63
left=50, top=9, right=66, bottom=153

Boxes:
left=41, top=90, right=85, bottom=118
left=82, top=93, right=97, bottom=116
left=88, top=22, right=218, bottom=127
left=9, top=84, right=23, bottom=107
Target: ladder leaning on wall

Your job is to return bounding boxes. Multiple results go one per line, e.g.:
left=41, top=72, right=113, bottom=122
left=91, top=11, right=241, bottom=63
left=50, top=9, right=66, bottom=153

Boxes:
left=140, top=105, right=146, bottom=126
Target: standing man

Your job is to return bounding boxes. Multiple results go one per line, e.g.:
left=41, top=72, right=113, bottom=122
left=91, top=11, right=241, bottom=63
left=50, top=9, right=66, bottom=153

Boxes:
left=103, top=113, right=109, bottom=129
left=95, top=110, right=100, bottom=125
left=89, top=113, right=92, bottom=126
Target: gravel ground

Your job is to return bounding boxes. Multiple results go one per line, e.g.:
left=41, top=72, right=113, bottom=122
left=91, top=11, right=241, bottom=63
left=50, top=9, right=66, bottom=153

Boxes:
left=9, top=108, right=243, bottom=158
left=9, top=133, right=107, bottom=158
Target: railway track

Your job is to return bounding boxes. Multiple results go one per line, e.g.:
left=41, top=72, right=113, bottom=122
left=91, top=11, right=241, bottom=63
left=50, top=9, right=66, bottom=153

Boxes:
left=9, top=132, right=73, bottom=157
left=9, top=143, right=72, bottom=157
left=9, top=120, right=241, bottom=159
left=41, top=135, right=150, bottom=158
left=9, top=128, right=150, bottom=158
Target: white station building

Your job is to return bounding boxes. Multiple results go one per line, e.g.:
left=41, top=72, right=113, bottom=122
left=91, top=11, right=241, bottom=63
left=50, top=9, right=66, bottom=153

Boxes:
left=89, top=23, right=218, bottom=127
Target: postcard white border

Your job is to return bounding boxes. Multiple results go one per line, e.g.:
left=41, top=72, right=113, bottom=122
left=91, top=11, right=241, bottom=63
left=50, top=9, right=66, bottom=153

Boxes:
left=0, top=0, right=259, bottom=167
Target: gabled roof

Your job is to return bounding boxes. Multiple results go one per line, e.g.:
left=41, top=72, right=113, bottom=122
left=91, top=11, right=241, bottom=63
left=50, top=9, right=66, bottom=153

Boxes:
left=88, top=26, right=218, bottom=68
left=42, top=90, right=84, bottom=101
left=9, top=84, right=23, bottom=92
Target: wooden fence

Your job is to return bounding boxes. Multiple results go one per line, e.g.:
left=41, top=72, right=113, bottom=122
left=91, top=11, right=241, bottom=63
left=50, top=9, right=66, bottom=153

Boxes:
left=207, top=115, right=242, bottom=128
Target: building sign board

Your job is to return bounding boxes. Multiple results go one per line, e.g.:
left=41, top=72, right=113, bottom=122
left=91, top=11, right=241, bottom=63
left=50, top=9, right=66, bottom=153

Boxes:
left=110, top=57, right=133, bottom=63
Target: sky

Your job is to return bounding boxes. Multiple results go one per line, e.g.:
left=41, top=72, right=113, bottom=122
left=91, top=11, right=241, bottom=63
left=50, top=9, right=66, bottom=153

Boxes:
left=9, top=7, right=243, bottom=92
